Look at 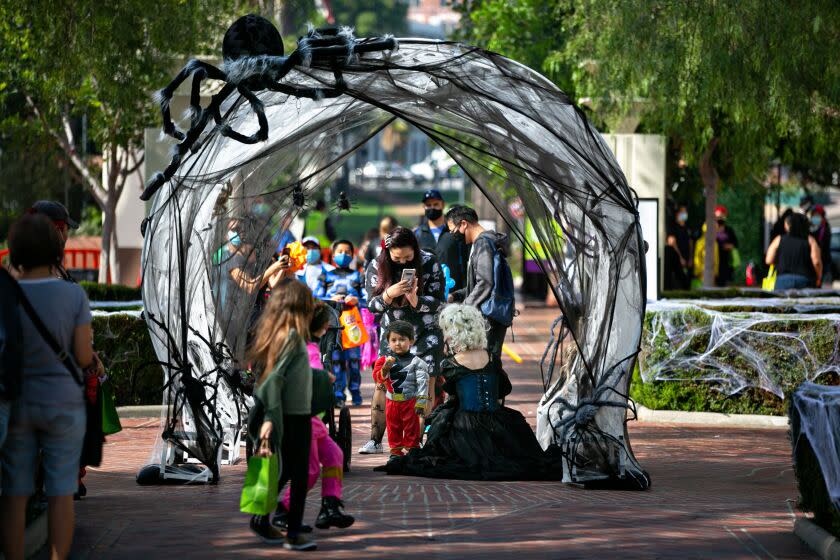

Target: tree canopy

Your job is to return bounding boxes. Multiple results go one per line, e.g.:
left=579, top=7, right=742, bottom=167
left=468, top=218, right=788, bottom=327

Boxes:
left=457, top=0, right=840, bottom=285
left=0, top=0, right=239, bottom=278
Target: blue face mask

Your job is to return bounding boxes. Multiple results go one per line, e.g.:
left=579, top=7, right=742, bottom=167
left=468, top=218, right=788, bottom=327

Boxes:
left=306, top=249, right=321, bottom=264
left=811, top=216, right=823, bottom=227
left=334, top=253, right=353, bottom=268
left=227, top=230, right=241, bottom=247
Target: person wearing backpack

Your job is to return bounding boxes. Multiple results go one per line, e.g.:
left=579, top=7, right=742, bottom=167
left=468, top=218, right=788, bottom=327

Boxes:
left=1, top=214, right=95, bottom=560
left=446, top=205, right=515, bottom=359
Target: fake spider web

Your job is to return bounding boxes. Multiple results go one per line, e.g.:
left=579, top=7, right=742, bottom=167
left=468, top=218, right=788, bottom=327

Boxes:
left=140, top=38, right=649, bottom=487
left=641, top=301, right=840, bottom=397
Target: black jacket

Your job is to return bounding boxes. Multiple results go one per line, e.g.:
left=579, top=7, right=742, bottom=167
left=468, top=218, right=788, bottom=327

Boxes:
left=452, top=231, right=508, bottom=309
left=415, top=221, right=470, bottom=292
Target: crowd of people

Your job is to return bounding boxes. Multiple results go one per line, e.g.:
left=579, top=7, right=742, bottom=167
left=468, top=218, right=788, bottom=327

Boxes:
left=236, top=189, right=526, bottom=550
left=0, top=188, right=528, bottom=555
left=665, top=196, right=834, bottom=291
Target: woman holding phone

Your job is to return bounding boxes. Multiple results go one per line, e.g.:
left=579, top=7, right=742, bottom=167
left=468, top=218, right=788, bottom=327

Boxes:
left=360, top=227, right=446, bottom=454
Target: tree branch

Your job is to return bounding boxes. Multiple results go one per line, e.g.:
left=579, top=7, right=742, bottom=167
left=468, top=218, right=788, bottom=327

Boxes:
left=24, top=96, right=106, bottom=208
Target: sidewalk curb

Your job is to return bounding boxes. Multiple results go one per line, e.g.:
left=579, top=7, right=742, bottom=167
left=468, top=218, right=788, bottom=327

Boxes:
left=794, top=518, right=840, bottom=560
left=116, top=405, right=163, bottom=419
left=635, top=405, right=788, bottom=429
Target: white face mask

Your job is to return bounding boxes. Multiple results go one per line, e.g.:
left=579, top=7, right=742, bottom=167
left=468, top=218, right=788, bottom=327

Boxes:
left=677, top=212, right=688, bottom=222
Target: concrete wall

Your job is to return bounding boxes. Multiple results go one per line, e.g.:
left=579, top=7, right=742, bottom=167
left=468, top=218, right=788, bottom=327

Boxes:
left=601, top=134, right=667, bottom=296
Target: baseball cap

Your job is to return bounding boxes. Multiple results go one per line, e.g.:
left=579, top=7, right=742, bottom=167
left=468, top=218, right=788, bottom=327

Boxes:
left=422, top=189, right=444, bottom=203
left=30, top=200, right=79, bottom=229
left=302, top=236, right=320, bottom=247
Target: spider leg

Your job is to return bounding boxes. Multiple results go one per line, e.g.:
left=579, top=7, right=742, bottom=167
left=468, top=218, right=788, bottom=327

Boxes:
left=154, top=59, right=226, bottom=141
left=219, top=85, right=269, bottom=144
left=140, top=83, right=235, bottom=201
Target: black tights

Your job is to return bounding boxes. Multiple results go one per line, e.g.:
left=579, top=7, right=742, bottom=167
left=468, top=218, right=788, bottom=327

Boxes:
left=280, top=414, right=311, bottom=536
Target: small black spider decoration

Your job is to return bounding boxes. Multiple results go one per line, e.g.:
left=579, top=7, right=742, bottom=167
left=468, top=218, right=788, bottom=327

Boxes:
left=336, top=191, right=352, bottom=212
left=292, top=183, right=306, bottom=208
left=140, top=14, right=396, bottom=202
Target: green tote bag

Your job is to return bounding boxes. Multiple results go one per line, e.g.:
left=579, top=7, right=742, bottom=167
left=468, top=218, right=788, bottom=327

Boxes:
left=100, top=379, right=123, bottom=436
left=240, top=441, right=280, bottom=515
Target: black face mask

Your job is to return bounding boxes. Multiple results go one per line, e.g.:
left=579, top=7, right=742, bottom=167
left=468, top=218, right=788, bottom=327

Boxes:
left=425, top=207, right=443, bottom=221
left=450, top=230, right=465, bottom=244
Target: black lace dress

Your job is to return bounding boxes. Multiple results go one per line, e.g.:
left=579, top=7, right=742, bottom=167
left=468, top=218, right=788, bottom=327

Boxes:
left=379, top=354, right=561, bottom=481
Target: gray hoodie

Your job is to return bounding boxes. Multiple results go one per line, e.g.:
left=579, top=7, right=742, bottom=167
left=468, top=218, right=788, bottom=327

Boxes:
left=455, top=231, right=508, bottom=309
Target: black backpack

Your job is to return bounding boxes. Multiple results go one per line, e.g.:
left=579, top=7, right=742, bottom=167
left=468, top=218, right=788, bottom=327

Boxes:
left=479, top=237, right=515, bottom=327
left=0, top=268, right=23, bottom=400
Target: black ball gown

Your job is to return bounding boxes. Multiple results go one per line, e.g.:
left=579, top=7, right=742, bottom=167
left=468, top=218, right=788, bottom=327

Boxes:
left=378, top=353, right=562, bottom=480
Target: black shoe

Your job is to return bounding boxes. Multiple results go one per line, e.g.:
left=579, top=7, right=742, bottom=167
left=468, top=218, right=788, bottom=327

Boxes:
left=283, top=534, right=317, bottom=551
left=315, top=496, right=355, bottom=529
left=272, top=504, right=313, bottom=533
left=250, top=515, right=286, bottom=544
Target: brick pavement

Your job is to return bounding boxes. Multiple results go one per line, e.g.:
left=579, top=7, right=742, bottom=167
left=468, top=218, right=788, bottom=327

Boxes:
left=69, top=308, right=816, bottom=559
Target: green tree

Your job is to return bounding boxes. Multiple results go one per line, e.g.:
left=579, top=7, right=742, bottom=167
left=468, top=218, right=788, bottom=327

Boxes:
left=330, top=0, right=408, bottom=36
left=564, top=1, right=840, bottom=286
left=452, top=0, right=574, bottom=95
left=0, top=0, right=238, bottom=281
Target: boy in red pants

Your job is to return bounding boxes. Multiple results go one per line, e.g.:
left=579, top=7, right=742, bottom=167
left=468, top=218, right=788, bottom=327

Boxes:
left=372, top=321, right=429, bottom=458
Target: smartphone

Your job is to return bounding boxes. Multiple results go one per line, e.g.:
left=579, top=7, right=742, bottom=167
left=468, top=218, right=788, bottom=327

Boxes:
left=400, top=268, right=416, bottom=283
left=281, top=247, right=291, bottom=257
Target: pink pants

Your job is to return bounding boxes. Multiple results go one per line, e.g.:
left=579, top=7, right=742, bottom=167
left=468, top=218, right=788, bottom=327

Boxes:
left=282, top=417, right=343, bottom=508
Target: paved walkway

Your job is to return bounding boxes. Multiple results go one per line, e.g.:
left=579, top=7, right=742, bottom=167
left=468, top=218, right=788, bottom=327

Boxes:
left=70, top=308, right=815, bottom=559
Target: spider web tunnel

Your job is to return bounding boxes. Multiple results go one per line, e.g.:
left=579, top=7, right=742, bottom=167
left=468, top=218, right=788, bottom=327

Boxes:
left=140, top=39, right=649, bottom=488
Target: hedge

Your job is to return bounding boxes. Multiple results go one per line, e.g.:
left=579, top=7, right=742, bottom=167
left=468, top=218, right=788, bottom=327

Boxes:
left=663, top=288, right=840, bottom=300
left=639, top=304, right=840, bottom=407
left=93, top=313, right=161, bottom=406
left=81, top=281, right=142, bottom=302
left=790, top=394, right=840, bottom=538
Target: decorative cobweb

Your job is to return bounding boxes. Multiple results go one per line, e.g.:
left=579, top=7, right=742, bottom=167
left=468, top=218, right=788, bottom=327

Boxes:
left=140, top=16, right=649, bottom=488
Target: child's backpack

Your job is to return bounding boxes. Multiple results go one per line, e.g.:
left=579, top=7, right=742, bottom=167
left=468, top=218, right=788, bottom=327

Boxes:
left=479, top=238, right=515, bottom=327
left=0, top=269, right=23, bottom=401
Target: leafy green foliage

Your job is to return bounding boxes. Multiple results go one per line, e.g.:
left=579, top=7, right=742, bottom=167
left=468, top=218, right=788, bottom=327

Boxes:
left=453, top=0, right=574, bottom=95
left=93, top=314, right=160, bottom=406
left=81, top=282, right=141, bottom=301
left=330, top=0, right=408, bottom=36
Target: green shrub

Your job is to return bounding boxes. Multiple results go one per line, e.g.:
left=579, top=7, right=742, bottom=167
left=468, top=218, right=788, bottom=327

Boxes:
left=640, top=305, right=840, bottom=398
left=662, top=288, right=840, bottom=300
left=630, top=366, right=839, bottom=416
left=93, top=313, right=161, bottom=406
left=790, top=397, right=840, bottom=538
left=81, top=282, right=142, bottom=302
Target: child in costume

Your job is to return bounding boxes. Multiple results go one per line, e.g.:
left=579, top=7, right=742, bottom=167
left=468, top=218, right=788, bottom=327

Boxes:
left=324, top=239, right=367, bottom=406
left=372, top=320, right=429, bottom=458
left=274, top=303, right=354, bottom=532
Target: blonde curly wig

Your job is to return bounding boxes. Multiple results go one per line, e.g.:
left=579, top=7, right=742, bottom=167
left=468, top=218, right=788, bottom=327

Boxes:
left=438, top=304, right=488, bottom=353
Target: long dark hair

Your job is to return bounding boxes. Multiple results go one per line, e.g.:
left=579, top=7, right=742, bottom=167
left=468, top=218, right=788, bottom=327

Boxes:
left=373, top=226, right=423, bottom=296
left=786, top=213, right=810, bottom=240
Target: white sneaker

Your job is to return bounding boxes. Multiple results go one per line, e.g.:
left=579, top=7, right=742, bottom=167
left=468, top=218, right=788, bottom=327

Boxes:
left=358, top=440, right=384, bottom=454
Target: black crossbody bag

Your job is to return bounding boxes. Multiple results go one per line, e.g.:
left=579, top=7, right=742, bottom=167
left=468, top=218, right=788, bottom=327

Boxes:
left=7, top=271, right=103, bottom=467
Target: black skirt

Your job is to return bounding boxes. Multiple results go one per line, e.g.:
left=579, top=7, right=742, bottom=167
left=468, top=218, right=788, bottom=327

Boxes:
left=379, top=398, right=562, bottom=481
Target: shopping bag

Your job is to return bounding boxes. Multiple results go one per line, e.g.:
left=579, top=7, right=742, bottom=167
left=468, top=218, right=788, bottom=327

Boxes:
left=239, top=441, right=279, bottom=515
left=100, top=379, right=122, bottom=436
left=730, top=248, right=742, bottom=270
left=359, top=308, right=379, bottom=370
left=340, top=306, right=369, bottom=349
left=762, top=265, right=777, bottom=291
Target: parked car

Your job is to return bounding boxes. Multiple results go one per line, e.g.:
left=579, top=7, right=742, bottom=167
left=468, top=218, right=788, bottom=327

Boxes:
left=410, top=148, right=458, bottom=184
left=355, top=161, right=413, bottom=188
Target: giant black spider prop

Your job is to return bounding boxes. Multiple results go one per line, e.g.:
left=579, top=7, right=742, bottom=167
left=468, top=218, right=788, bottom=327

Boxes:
left=140, top=14, right=396, bottom=201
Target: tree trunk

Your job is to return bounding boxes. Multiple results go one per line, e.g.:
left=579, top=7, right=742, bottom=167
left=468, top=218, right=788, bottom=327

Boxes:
left=698, top=138, right=720, bottom=288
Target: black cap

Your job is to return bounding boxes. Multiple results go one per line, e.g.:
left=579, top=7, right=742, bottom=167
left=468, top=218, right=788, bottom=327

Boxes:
left=30, top=200, right=79, bottom=229
left=422, top=189, right=444, bottom=203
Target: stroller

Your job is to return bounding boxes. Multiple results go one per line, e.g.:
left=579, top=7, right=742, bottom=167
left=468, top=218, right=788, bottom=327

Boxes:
left=319, top=301, right=353, bottom=473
